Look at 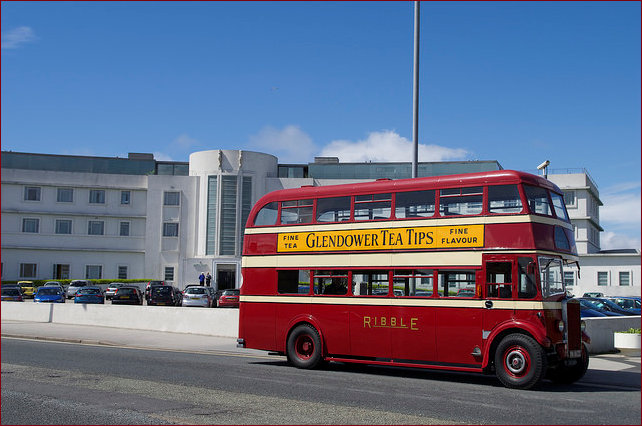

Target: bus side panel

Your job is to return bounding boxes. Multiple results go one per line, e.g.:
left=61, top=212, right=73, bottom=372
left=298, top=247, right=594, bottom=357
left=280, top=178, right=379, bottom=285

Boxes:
left=311, top=302, right=350, bottom=356
left=435, top=307, right=483, bottom=366
left=275, top=302, right=312, bottom=353
left=244, top=233, right=278, bottom=255
left=485, top=223, right=535, bottom=250
left=241, top=268, right=275, bottom=295
left=349, top=305, right=391, bottom=359
left=239, top=301, right=276, bottom=351
left=390, top=305, right=436, bottom=363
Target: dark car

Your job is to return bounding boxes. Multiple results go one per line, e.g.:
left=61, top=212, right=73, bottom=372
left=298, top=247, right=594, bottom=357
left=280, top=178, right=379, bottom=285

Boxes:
left=606, top=297, right=641, bottom=315
left=578, top=298, right=626, bottom=316
left=111, top=286, right=144, bottom=305
left=144, top=280, right=166, bottom=301
left=1, top=287, right=24, bottom=302
left=217, top=289, right=240, bottom=308
left=148, top=285, right=182, bottom=306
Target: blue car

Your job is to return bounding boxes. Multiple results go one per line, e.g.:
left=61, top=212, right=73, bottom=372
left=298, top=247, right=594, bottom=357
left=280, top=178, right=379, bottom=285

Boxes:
left=580, top=305, right=607, bottom=318
left=606, top=297, right=641, bottom=315
left=578, top=298, right=625, bottom=316
left=74, top=286, right=105, bottom=304
left=34, top=286, right=66, bottom=303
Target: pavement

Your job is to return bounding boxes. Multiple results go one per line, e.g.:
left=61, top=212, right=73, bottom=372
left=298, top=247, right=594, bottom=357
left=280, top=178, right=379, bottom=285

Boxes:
left=2, top=319, right=640, bottom=389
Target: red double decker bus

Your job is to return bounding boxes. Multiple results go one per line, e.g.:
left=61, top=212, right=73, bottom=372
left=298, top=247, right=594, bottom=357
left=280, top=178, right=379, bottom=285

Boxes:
left=238, top=170, right=589, bottom=389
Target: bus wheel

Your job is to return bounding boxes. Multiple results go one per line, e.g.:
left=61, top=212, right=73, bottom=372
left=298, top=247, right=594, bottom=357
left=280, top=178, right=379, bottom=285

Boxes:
left=495, top=333, right=546, bottom=390
left=548, top=344, right=589, bottom=384
left=287, top=324, right=322, bottom=369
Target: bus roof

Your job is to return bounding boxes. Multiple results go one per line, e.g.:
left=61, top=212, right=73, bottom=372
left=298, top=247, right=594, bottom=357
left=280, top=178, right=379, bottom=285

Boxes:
left=256, top=170, right=561, bottom=207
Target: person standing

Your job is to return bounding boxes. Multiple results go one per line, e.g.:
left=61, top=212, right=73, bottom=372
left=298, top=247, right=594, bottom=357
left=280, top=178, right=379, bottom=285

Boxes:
left=205, top=272, right=212, bottom=287
left=199, top=272, right=205, bottom=286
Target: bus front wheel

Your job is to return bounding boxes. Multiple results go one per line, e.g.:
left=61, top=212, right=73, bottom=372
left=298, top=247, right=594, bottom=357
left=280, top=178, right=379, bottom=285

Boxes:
left=547, top=343, right=589, bottom=384
left=287, top=324, right=322, bottom=369
left=494, top=333, right=547, bottom=390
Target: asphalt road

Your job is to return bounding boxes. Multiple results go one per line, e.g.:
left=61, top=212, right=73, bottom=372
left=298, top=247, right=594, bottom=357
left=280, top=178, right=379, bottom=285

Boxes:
left=2, top=337, right=640, bottom=425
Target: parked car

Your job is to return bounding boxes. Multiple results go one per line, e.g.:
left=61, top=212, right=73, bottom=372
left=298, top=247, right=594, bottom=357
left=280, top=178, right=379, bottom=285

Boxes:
left=217, top=289, right=240, bottom=308
left=606, top=297, right=641, bottom=315
left=182, top=286, right=213, bottom=308
left=578, top=298, right=625, bottom=316
left=43, top=281, right=66, bottom=294
left=579, top=305, right=607, bottom=318
left=17, top=281, right=35, bottom=299
left=583, top=292, right=604, bottom=298
left=74, top=286, right=105, bottom=304
left=1, top=287, right=24, bottom=302
left=105, top=283, right=125, bottom=300
left=67, top=280, right=91, bottom=299
left=111, top=286, right=144, bottom=305
left=456, top=288, right=475, bottom=297
left=595, top=297, right=639, bottom=316
left=34, top=286, right=66, bottom=303
left=144, top=280, right=166, bottom=301
left=148, top=285, right=182, bottom=306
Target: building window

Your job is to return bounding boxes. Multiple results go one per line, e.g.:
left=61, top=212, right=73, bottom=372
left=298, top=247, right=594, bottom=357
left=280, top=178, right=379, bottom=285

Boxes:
left=89, top=189, right=105, bottom=204
left=206, top=176, right=218, bottom=255
left=55, top=219, right=72, bottom=234
left=120, top=221, right=130, bottom=236
left=22, top=218, right=40, bottom=233
left=88, top=221, right=105, bottom=235
left=220, top=176, right=237, bottom=255
left=164, top=191, right=180, bottom=206
left=53, top=264, right=70, bottom=280
left=20, top=263, right=37, bottom=278
left=118, top=266, right=128, bottom=280
left=57, top=188, right=74, bottom=203
left=24, top=186, right=41, bottom=201
left=163, top=222, right=179, bottom=237
left=563, top=190, right=576, bottom=207
left=86, top=265, right=102, bottom=279
left=619, top=271, right=631, bottom=286
left=597, top=271, right=609, bottom=286
left=563, top=271, right=575, bottom=288
left=120, top=190, right=131, bottom=205
left=164, top=266, right=174, bottom=281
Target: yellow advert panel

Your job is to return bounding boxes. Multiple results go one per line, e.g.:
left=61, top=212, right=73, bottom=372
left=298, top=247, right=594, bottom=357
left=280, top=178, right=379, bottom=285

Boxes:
left=277, top=225, right=484, bottom=252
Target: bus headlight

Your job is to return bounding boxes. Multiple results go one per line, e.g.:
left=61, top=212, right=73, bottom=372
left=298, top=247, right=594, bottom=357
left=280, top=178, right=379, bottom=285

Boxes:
left=557, top=320, right=565, bottom=332
left=580, top=320, right=586, bottom=332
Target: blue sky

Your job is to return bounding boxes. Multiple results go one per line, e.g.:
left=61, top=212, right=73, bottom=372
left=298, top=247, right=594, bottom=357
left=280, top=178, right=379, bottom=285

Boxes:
left=2, top=1, right=640, bottom=248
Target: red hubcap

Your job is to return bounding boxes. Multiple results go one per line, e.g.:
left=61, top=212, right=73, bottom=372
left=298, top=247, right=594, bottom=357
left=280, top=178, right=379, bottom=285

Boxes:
left=295, top=335, right=314, bottom=360
left=503, top=345, right=531, bottom=378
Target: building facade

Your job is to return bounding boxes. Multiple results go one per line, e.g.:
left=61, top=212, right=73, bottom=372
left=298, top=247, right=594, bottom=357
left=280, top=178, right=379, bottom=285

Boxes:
left=548, top=170, right=640, bottom=297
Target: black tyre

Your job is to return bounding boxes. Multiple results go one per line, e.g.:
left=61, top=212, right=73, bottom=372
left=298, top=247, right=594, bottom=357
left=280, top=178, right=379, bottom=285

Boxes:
left=548, top=344, right=589, bottom=384
left=287, top=324, right=323, bottom=369
left=494, top=333, right=547, bottom=390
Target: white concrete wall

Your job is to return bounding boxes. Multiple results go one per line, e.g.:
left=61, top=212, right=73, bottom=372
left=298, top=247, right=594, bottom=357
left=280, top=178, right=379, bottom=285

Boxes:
left=1, top=302, right=239, bottom=338
left=584, top=316, right=641, bottom=354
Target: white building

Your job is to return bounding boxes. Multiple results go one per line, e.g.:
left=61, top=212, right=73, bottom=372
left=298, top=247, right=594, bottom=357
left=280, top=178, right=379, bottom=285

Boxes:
left=548, top=170, right=640, bottom=297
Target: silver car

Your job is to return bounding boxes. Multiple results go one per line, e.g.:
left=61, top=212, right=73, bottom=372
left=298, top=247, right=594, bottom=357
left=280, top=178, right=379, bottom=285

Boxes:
left=181, top=286, right=213, bottom=308
left=105, top=282, right=125, bottom=300
left=66, top=280, right=91, bottom=299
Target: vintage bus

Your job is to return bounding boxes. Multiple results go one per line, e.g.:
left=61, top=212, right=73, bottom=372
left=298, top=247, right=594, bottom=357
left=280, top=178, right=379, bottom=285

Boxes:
left=238, top=170, right=589, bottom=389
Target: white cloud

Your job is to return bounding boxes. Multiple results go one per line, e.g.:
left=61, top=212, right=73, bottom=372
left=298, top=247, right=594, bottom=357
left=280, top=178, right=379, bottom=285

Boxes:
left=600, top=231, right=641, bottom=251
left=153, top=152, right=174, bottom=161
left=319, top=130, right=469, bottom=162
left=248, top=125, right=317, bottom=163
left=1, top=26, right=37, bottom=49
left=173, top=133, right=198, bottom=149
left=601, top=193, right=641, bottom=227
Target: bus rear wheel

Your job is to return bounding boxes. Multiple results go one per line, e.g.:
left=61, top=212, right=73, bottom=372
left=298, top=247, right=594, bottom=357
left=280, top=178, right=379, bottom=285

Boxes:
left=287, top=324, right=322, bottom=369
left=495, top=333, right=546, bottom=390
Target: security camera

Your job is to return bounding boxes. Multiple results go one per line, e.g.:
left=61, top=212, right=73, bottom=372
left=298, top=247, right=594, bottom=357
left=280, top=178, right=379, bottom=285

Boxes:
left=537, top=160, right=550, bottom=170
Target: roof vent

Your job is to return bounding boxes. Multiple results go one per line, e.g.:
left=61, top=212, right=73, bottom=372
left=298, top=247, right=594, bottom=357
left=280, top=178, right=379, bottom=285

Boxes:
left=314, top=156, right=339, bottom=164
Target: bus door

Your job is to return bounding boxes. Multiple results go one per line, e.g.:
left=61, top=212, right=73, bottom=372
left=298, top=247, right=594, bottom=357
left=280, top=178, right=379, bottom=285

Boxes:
left=349, top=270, right=391, bottom=359
left=482, top=256, right=516, bottom=350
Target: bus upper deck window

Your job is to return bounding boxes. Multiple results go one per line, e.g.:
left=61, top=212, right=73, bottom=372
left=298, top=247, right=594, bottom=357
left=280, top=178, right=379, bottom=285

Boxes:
left=488, top=185, right=523, bottom=214
left=550, top=192, right=570, bottom=221
left=316, top=197, right=351, bottom=223
left=395, top=190, right=435, bottom=219
left=281, top=199, right=314, bottom=225
left=354, top=193, right=391, bottom=221
left=439, top=187, right=483, bottom=216
left=253, top=202, right=278, bottom=226
left=523, top=185, right=553, bottom=216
